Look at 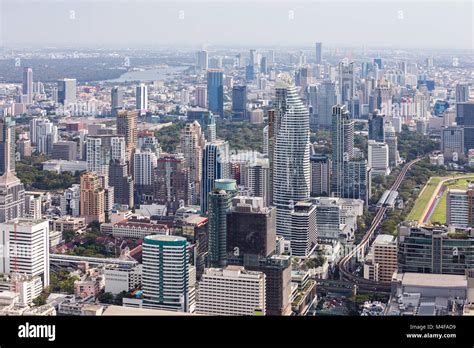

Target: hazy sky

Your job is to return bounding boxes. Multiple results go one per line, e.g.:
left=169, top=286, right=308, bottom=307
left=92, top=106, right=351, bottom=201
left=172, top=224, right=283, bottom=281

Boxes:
left=1, top=0, right=473, bottom=49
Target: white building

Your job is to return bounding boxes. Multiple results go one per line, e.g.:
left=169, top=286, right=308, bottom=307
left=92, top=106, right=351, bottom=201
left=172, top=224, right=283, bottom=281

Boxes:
left=104, top=264, right=142, bottom=295
left=290, top=202, right=317, bottom=258
left=136, top=84, right=148, bottom=115
left=100, top=219, right=169, bottom=239
left=0, top=219, right=50, bottom=288
left=42, top=160, right=87, bottom=174
left=196, top=266, right=266, bottom=316
left=368, top=140, right=390, bottom=176
left=24, top=194, right=41, bottom=220
left=60, top=184, right=81, bottom=217
left=86, top=135, right=126, bottom=176
left=133, top=149, right=158, bottom=187
left=447, top=189, right=472, bottom=227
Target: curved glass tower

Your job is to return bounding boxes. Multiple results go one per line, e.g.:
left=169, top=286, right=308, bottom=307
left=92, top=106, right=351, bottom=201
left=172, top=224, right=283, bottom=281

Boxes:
left=273, top=83, right=310, bottom=240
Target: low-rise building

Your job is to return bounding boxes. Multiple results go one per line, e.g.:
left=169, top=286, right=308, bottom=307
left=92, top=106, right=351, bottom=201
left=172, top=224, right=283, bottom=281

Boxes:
left=101, top=217, right=170, bottom=239
left=104, top=264, right=142, bottom=295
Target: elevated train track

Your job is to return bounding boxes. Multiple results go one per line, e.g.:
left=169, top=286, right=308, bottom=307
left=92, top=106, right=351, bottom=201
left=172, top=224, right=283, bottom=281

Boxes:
left=338, top=158, right=422, bottom=292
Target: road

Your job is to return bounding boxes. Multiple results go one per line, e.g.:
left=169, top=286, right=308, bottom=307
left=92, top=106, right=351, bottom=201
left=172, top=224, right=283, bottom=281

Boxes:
left=337, top=157, right=422, bottom=292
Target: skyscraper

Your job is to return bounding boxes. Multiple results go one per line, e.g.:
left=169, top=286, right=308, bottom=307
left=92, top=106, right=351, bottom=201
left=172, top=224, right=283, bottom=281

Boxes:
left=57, top=78, right=77, bottom=106
left=116, top=110, right=137, bottom=163
left=290, top=202, right=317, bottom=257
left=136, top=84, right=148, bottom=116
left=317, top=80, right=338, bottom=128
left=310, top=153, right=331, bottom=197
left=338, top=61, right=355, bottom=107
left=231, top=85, right=247, bottom=120
left=80, top=172, right=105, bottom=224
left=331, top=105, right=354, bottom=197
left=0, top=116, right=16, bottom=175
left=142, top=235, right=192, bottom=312
left=154, top=154, right=189, bottom=214
left=111, top=87, right=124, bottom=116
left=86, top=135, right=126, bottom=177
left=133, top=149, right=157, bottom=201
left=456, top=101, right=474, bottom=152
left=195, top=86, right=207, bottom=108
left=207, top=69, right=224, bottom=116
left=245, top=65, right=255, bottom=82
left=109, top=159, right=134, bottom=208
left=22, top=67, right=33, bottom=104
left=455, top=84, right=470, bottom=103
left=208, top=179, right=238, bottom=268
left=315, top=42, right=322, bottom=64
left=368, top=111, right=385, bottom=142
left=180, top=121, right=205, bottom=205
left=201, top=140, right=230, bottom=214
left=441, top=126, right=464, bottom=161
left=368, top=141, right=390, bottom=176
left=0, top=172, right=25, bottom=223
left=273, top=84, right=311, bottom=239
left=196, top=50, right=209, bottom=71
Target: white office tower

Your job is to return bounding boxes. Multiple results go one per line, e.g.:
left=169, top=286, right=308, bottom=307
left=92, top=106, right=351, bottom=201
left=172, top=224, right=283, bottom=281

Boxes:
left=195, top=86, right=207, bottom=108
left=290, top=202, right=317, bottom=258
left=273, top=84, right=311, bottom=240
left=368, top=141, right=390, bottom=176
left=136, top=84, right=148, bottom=116
left=179, top=121, right=205, bottom=205
left=196, top=50, right=209, bottom=71
left=86, top=135, right=126, bottom=176
left=142, top=235, right=194, bottom=312
left=22, top=67, right=33, bottom=105
left=133, top=149, right=158, bottom=187
left=0, top=219, right=50, bottom=288
left=196, top=266, right=266, bottom=316
left=35, top=119, right=58, bottom=155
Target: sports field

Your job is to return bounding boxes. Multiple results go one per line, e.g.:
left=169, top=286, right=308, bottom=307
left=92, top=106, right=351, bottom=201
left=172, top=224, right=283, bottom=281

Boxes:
left=406, top=177, right=441, bottom=221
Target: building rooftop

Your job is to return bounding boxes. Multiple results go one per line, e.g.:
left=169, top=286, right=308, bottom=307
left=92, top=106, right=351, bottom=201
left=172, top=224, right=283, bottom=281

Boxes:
left=374, top=234, right=396, bottom=245
left=398, top=272, right=467, bottom=288
left=102, top=305, right=198, bottom=316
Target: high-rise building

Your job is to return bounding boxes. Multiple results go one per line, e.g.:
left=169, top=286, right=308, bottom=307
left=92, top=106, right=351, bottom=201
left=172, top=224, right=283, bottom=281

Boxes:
left=368, top=140, right=390, bottom=176
left=226, top=196, right=276, bottom=259
left=154, top=154, right=189, bottom=214
left=338, top=61, right=355, bottom=106
left=111, top=87, right=124, bottom=116
left=109, top=160, right=134, bottom=208
left=208, top=179, right=238, bottom=268
left=317, top=80, right=338, bottom=128
left=187, top=109, right=216, bottom=142
left=135, top=84, right=148, bottom=116
left=314, top=198, right=341, bottom=240
left=447, top=188, right=474, bottom=227
left=456, top=101, right=474, bottom=153
left=0, top=116, right=16, bottom=175
left=133, top=149, right=157, bottom=201
left=304, top=85, right=318, bottom=131
left=207, top=69, right=224, bottom=116
left=180, top=122, right=205, bottom=205
left=0, top=172, right=25, bottom=223
left=384, top=124, right=399, bottom=168
left=398, top=224, right=474, bottom=274
left=315, top=42, right=322, bottom=64
left=35, top=119, right=58, bottom=155
left=368, top=112, right=385, bottom=142
left=142, top=235, right=193, bottom=312
left=80, top=172, right=105, bottom=224
left=52, top=141, right=77, bottom=161
left=310, top=153, right=331, bottom=197
left=364, top=234, right=397, bottom=282
left=60, top=184, right=80, bottom=217
left=196, top=265, right=266, bottom=316
left=441, top=126, right=464, bottom=162
left=295, top=66, right=312, bottom=90
left=343, top=159, right=369, bottom=204
left=331, top=104, right=354, bottom=196
left=194, top=86, right=207, bottom=108
left=57, top=78, right=77, bottom=106
left=273, top=84, right=311, bottom=239
left=245, top=65, right=255, bottom=82
left=86, top=135, right=126, bottom=177
left=231, top=85, right=247, bottom=120
left=241, top=158, right=270, bottom=207
left=201, top=140, right=230, bottom=214
left=290, top=202, right=317, bottom=257
left=116, top=110, right=137, bottom=163
left=456, top=83, right=470, bottom=103
left=22, top=67, right=33, bottom=105
left=196, top=50, right=209, bottom=71
left=0, top=219, right=50, bottom=288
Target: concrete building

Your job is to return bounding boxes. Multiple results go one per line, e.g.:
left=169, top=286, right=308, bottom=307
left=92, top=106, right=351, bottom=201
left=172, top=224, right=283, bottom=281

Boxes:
left=447, top=188, right=474, bottom=227
left=368, top=140, right=390, bottom=176
left=363, top=234, right=397, bottom=282
left=0, top=219, right=50, bottom=288
left=80, top=172, right=105, bottom=224
left=0, top=172, right=25, bottom=223
left=196, top=266, right=266, bottom=316
left=104, top=264, right=142, bottom=295
left=100, top=218, right=169, bottom=239
left=60, top=184, right=80, bottom=217
left=442, top=126, right=465, bottom=161
left=310, top=153, right=331, bottom=197
left=290, top=202, right=317, bottom=258
left=52, top=141, right=77, bottom=161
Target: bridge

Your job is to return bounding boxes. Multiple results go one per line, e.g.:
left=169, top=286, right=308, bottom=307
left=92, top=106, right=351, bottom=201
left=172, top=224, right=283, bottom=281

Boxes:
left=50, top=253, right=138, bottom=268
